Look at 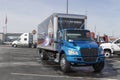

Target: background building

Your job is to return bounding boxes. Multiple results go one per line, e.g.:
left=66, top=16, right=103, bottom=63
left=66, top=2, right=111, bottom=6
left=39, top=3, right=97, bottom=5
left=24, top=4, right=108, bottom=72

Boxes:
left=0, top=33, right=22, bottom=44
left=0, top=33, right=5, bottom=44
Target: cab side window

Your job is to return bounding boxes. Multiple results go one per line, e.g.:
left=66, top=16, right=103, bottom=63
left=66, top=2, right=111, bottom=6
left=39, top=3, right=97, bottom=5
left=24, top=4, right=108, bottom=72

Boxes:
left=24, top=38, right=27, bottom=41
left=114, top=39, right=120, bottom=44
left=25, top=34, right=27, bottom=36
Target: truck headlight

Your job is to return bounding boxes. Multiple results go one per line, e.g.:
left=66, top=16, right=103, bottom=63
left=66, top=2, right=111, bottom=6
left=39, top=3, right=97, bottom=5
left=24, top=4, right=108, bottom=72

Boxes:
left=68, top=49, right=78, bottom=55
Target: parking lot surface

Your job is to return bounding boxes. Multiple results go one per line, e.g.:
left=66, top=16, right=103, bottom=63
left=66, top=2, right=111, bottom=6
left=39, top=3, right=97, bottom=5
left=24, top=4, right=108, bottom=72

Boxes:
left=0, top=45, right=120, bottom=80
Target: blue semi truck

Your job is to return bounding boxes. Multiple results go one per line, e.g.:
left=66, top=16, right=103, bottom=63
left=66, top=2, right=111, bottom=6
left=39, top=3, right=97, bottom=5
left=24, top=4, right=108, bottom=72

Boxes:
left=37, top=13, right=105, bottom=73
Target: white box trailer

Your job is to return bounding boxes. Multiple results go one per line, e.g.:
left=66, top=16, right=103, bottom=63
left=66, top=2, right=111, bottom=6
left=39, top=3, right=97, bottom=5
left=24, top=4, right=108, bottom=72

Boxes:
left=37, top=13, right=87, bottom=51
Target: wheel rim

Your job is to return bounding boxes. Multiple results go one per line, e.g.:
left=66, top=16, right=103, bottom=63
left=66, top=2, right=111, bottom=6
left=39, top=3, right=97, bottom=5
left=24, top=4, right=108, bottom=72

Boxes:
left=60, top=57, right=66, bottom=70
left=105, top=52, right=110, bottom=57
left=40, top=52, right=43, bottom=59
left=14, top=45, right=16, bottom=47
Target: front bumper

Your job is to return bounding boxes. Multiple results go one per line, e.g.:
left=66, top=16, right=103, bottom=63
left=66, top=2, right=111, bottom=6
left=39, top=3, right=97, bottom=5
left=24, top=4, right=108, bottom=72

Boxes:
left=66, top=56, right=105, bottom=64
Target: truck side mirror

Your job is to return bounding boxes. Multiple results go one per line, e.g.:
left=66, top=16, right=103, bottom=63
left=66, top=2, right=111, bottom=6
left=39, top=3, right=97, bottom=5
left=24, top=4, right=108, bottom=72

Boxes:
left=58, top=31, right=62, bottom=41
left=59, top=36, right=62, bottom=40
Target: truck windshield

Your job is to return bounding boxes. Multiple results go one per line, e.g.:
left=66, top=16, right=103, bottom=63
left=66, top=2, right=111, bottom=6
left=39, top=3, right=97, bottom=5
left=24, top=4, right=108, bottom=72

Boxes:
left=66, top=30, right=92, bottom=41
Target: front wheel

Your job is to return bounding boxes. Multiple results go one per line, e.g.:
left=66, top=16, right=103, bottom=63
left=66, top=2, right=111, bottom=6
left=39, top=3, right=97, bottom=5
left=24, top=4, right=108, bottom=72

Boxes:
left=104, top=50, right=111, bottom=58
left=13, top=44, right=17, bottom=48
left=92, top=62, right=104, bottom=73
left=60, top=54, right=70, bottom=73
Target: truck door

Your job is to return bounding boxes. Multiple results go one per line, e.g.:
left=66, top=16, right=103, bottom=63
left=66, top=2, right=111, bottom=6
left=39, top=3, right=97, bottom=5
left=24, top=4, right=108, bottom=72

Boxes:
left=112, top=39, right=120, bottom=51
left=18, top=37, right=26, bottom=46
left=17, top=38, right=22, bottom=46
left=57, top=31, right=62, bottom=52
left=22, top=33, right=29, bottom=46
left=23, top=38, right=28, bottom=45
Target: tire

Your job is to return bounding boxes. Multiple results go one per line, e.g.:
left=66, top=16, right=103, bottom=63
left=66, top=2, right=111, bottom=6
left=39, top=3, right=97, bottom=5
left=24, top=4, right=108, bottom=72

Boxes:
left=34, top=44, right=37, bottom=48
left=38, top=50, right=49, bottom=60
left=60, top=54, right=70, bottom=73
left=104, top=50, right=111, bottom=58
left=117, top=54, right=120, bottom=56
left=92, top=62, right=104, bottom=73
left=31, top=44, right=35, bottom=48
left=13, top=44, right=17, bottom=48
left=29, top=44, right=32, bottom=48
left=31, top=44, right=36, bottom=48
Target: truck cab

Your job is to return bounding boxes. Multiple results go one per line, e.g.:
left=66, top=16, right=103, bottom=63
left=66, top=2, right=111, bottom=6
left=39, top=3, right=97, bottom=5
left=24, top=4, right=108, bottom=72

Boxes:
left=55, top=29, right=105, bottom=72
left=12, top=33, right=33, bottom=48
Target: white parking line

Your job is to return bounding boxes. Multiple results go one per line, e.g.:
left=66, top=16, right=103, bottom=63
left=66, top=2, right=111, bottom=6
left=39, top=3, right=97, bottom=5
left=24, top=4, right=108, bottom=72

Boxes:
left=108, top=59, right=120, bottom=64
left=112, top=60, right=120, bottom=63
left=11, top=73, right=118, bottom=80
left=11, top=73, right=70, bottom=78
left=0, top=62, right=59, bottom=67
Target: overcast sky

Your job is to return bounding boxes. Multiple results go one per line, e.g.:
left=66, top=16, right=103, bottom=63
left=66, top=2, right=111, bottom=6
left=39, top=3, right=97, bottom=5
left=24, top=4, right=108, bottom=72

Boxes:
left=0, top=0, right=120, bottom=37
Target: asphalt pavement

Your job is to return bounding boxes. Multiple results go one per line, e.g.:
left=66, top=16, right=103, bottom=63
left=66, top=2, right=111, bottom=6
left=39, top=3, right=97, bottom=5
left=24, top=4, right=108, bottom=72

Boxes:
left=0, top=45, right=120, bottom=80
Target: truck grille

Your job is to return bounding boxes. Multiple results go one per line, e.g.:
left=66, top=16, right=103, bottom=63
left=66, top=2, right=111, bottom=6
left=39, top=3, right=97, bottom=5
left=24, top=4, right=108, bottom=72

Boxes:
left=83, top=57, right=97, bottom=63
left=80, top=48, right=98, bottom=62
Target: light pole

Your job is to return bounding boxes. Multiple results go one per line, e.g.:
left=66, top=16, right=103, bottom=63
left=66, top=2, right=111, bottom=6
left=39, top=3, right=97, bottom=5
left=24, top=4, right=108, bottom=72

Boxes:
left=85, top=10, right=88, bottom=29
left=94, top=25, right=96, bottom=38
left=66, top=0, right=68, bottom=14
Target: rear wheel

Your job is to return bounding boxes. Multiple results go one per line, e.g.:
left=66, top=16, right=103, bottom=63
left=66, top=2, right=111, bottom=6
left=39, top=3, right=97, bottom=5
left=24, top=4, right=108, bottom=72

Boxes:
left=38, top=50, right=49, bottom=60
left=92, top=62, right=104, bottom=73
left=29, top=44, right=32, bottom=48
left=31, top=44, right=35, bottom=48
left=31, top=44, right=37, bottom=48
left=60, top=54, right=70, bottom=73
left=117, top=54, right=120, bottom=56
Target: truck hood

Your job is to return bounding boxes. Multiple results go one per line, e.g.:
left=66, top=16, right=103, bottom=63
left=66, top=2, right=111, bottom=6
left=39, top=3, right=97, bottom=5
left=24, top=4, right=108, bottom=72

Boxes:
left=74, top=41, right=98, bottom=48
left=67, top=41, right=98, bottom=49
left=12, top=40, right=18, bottom=44
left=100, top=43, right=112, bottom=47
